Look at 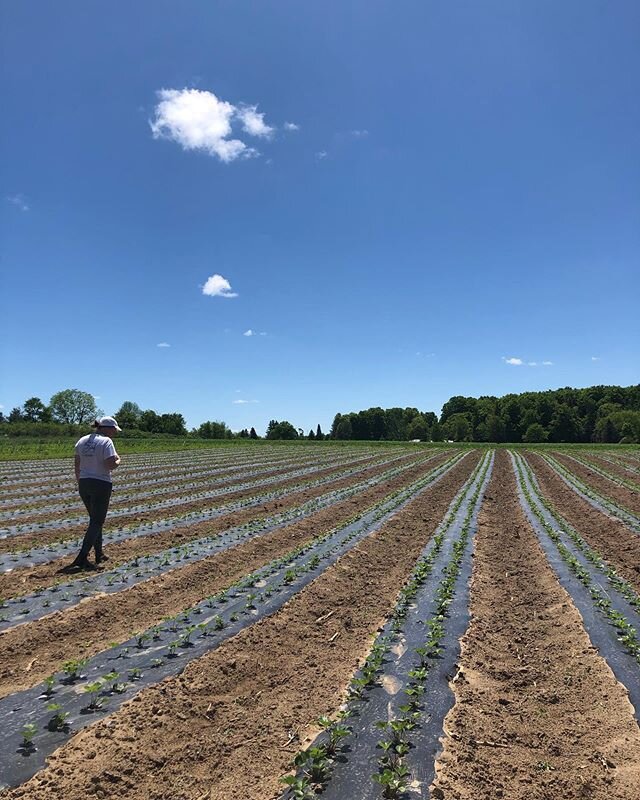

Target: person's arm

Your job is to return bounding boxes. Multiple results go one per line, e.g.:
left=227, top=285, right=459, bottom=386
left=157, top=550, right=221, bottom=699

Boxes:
left=74, top=454, right=81, bottom=482
left=105, top=454, right=121, bottom=470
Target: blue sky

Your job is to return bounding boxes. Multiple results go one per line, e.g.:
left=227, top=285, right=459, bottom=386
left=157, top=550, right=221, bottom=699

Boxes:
left=1, top=1, right=638, bottom=434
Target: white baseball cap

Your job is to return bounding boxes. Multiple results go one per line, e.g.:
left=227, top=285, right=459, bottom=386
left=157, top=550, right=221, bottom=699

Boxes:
left=96, top=416, right=122, bottom=431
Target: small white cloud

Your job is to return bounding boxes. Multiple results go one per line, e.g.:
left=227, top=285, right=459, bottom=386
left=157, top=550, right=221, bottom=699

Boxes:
left=527, top=361, right=538, bottom=367
left=7, top=194, right=29, bottom=212
left=259, top=331, right=267, bottom=336
left=202, top=274, right=238, bottom=298
left=233, top=398, right=259, bottom=404
left=284, top=121, right=300, bottom=131
left=315, top=150, right=328, bottom=160
left=157, top=342, right=171, bottom=348
left=591, top=356, right=601, bottom=361
left=237, top=105, right=273, bottom=138
left=243, top=329, right=254, bottom=337
left=542, top=360, right=553, bottom=366
left=349, top=129, right=369, bottom=138
left=503, top=357, right=523, bottom=366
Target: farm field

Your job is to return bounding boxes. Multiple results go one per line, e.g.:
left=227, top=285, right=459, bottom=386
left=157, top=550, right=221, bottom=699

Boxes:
left=0, top=443, right=638, bottom=799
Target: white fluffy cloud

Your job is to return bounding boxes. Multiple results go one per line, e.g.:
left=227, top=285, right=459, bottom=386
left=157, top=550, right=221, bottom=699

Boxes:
left=284, top=121, right=300, bottom=131
left=157, top=342, right=171, bottom=348
left=503, top=357, right=523, bottom=366
left=243, top=329, right=254, bottom=337
left=591, top=356, right=601, bottom=361
left=151, top=89, right=278, bottom=162
left=202, top=274, right=238, bottom=298
left=237, top=105, right=273, bottom=138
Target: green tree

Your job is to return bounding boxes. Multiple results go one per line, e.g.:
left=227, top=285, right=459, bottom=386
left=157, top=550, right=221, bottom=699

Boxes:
left=430, top=420, right=444, bottom=442
left=22, top=397, right=49, bottom=422
left=316, top=424, right=323, bottom=440
left=265, top=420, right=298, bottom=440
left=523, top=423, right=548, bottom=443
left=307, top=429, right=315, bottom=439
left=8, top=407, right=23, bottom=423
left=335, top=417, right=353, bottom=440
left=407, top=416, right=429, bottom=441
left=197, top=420, right=231, bottom=439
left=159, top=413, right=187, bottom=436
left=115, top=401, right=142, bottom=429
left=49, top=389, right=98, bottom=424
left=139, top=409, right=162, bottom=433
left=249, top=427, right=258, bottom=439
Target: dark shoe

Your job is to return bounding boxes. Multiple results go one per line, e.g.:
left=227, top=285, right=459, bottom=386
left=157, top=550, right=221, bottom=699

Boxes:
left=71, top=559, right=97, bottom=571
left=95, top=553, right=109, bottom=564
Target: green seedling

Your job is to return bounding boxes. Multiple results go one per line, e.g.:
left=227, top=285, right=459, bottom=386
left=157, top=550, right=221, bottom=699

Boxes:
left=372, top=764, right=411, bottom=798
left=61, top=658, right=87, bottom=681
left=279, top=774, right=314, bottom=799
left=43, top=675, right=56, bottom=696
left=212, top=615, right=225, bottom=630
left=20, top=723, right=38, bottom=749
left=103, top=671, right=127, bottom=693
left=128, top=668, right=143, bottom=680
left=136, top=632, right=151, bottom=649
left=84, top=681, right=107, bottom=710
left=46, top=703, right=70, bottom=732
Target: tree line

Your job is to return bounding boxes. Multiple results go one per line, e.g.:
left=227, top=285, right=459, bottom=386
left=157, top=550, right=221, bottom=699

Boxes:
left=2, top=385, right=639, bottom=443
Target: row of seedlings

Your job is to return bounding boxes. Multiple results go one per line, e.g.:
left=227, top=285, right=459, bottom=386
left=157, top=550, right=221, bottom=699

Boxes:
left=0, top=452, right=460, bottom=628
left=0, top=450, right=421, bottom=561
left=0, top=449, right=358, bottom=512
left=0, top=449, right=389, bottom=536
left=536, top=452, right=640, bottom=533
left=562, top=452, right=640, bottom=493
left=511, top=452, right=640, bottom=707
left=280, top=450, right=494, bottom=800
left=0, top=450, right=471, bottom=789
left=0, top=451, right=454, bottom=574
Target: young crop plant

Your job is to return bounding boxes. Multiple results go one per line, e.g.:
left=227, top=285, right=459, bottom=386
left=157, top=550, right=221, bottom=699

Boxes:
left=103, top=671, right=127, bottom=694
left=42, top=674, right=56, bottom=697
left=61, top=658, right=87, bottom=682
left=20, top=723, right=38, bottom=751
left=83, top=681, right=107, bottom=711
left=46, top=703, right=70, bottom=732
left=279, top=774, right=314, bottom=800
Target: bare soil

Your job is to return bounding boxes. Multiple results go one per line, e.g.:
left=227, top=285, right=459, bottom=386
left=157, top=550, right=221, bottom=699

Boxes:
left=0, top=447, right=476, bottom=799
left=0, top=454, right=393, bottom=554
left=0, top=452, right=479, bottom=698
left=0, top=453, right=447, bottom=600
left=432, top=450, right=640, bottom=800
left=552, top=452, right=640, bottom=515
left=579, top=454, right=640, bottom=490
left=525, top=452, right=640, bottom=593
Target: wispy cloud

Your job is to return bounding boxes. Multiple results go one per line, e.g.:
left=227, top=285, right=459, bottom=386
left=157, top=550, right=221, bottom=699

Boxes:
left=243, top=329, right=254, bottom=337
left=233, top=398, right=259, bottom=404
left=591, top=356, right=601, bottom=361
left=243, top=329, right=266, bottom=337
left=150, top=88, right=278, bottom=163
left=202, top=274, right=238, bottom=298
left=6, top=194, right=29, bottom=212
left=349, top=129, right=369, bottom=138
left=315, top=150, right=328, bottom=160
left=237, top=105, right=273, bottom=138
left=284, top=121, right=300, bottom=131
left=502, top=356, right=552, bottom=367
left=157, top=342, right=171, bottom=348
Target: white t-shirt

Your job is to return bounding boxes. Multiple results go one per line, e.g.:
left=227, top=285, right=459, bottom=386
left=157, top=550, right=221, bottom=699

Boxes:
left=75, top=433, right=118, bottom=483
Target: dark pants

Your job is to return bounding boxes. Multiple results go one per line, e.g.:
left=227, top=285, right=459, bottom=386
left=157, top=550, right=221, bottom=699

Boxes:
left=77, top=478, right=113, bottom=560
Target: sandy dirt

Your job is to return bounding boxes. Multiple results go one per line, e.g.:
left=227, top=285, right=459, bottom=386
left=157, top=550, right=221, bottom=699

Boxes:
left=551, top=452, right=640, bottom=515
left=0, top=452, right=479, bottom=697
left=583, top=454, right=640, bottom=487
left=525, top=452, right=640, bottom=593
left=432, top=450, right=640, bottom=800
left=0, top=450, right=476, bottom=800
left=0, top=452, right=446, bottom=600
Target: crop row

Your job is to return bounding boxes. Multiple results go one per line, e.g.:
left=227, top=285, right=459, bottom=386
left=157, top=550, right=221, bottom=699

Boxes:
left=540, top=453, right=640, bottom=533
left=0, top=451, right=470, bottom=789
left=279, top=451, right=493, bottom=799
left=0, top=452, right=459, bottom=626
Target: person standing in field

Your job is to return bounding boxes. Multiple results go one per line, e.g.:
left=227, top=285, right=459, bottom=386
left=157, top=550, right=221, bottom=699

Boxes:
left=69, top=416, right=122, bottom=570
